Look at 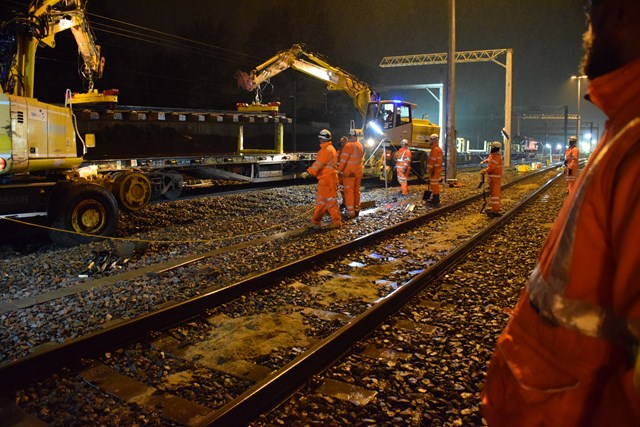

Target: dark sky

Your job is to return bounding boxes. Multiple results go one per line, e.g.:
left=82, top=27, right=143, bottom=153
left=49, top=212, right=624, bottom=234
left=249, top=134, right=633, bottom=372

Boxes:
left=1, top=0, right=604, bottom=145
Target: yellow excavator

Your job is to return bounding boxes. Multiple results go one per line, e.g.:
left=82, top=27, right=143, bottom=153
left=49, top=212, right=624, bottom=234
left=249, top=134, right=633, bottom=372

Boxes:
left=0, top=1, right=145, bottom=246
left=235, top=44, right=440, bottom=178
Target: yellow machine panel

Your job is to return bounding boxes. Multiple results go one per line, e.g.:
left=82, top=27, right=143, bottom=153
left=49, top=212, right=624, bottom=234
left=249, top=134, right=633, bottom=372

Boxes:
left=0, top=94, right=12, bottom=174
left=7, top=95, right=82, bottom=173
left=411, top=118, right=441, bottom=149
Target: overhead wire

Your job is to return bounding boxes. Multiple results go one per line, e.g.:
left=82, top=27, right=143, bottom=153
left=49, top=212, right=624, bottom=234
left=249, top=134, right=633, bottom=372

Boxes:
left=88, top=12, right=258, bottom=63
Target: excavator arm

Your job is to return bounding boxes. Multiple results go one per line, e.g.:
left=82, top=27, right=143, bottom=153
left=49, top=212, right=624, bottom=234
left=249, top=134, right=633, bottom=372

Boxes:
left=1, top=0, right=103, bottom=97
left=236, top=44, right=377, bottom=116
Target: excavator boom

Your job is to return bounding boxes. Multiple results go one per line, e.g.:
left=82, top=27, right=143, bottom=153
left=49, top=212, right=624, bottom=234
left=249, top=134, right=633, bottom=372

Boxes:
left=236, top=44, right=377, bottom=116
left=1, top=0, right=104, bottom=96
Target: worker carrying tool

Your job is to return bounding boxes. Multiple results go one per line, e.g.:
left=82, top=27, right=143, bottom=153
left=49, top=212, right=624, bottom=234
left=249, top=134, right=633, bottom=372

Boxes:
left=482, top=1, right=640, bottom=425
left=301, top=129, right=342, bottom=229
left=395, top=139, right=412, bottom=196
left=564, top=135, right=580, bottom=194
left=337, top=129, right=364, bottom=219
left=425, top=133, right=443, bottom=206
left=480, top=141, right=503, bottom=216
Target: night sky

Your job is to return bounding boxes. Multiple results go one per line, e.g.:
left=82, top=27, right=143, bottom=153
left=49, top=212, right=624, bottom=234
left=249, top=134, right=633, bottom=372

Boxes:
left=1, top=0, right=604, bottom=147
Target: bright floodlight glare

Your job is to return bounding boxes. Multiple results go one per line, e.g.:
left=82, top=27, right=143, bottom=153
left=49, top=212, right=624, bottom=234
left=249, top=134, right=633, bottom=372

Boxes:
left=366, top=138, right=375, bottom=147
left=368, top=121, right=384, bottom=136
left=545, top=144, right=551, bottom=149
left=556, top=143, right=563, bottom=150
left=584, top=132, right=592, bottom=139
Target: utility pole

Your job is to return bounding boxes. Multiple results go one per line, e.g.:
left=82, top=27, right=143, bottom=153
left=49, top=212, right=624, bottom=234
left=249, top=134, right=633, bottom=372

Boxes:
left=571, top=75, right=587, bottom=144
left=446, top=0, right=457, bottom=181
left=503, top=49, right=512, bottom=166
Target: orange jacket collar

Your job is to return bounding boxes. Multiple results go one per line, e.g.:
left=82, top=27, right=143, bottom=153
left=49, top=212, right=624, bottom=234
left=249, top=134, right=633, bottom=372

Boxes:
left=588, top=59, right=640, bottom=120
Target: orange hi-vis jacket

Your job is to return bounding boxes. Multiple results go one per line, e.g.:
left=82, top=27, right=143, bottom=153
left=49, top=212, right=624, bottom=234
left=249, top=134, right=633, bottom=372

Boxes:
left=565, top=145, right=579, bottom=171
left=428, top=144, right=443, bottom=195
left=395, top=146, right=412, bottom=173
left=484, top=151, right=503, bottom=212
left=307, top=141, right=338, bottom=180
left=396, top=146, right=412, bottom=195
left=307, top=141, right=341, bottom=226
left=338, top=140, right=364, bottom=178
left=338, top=139, right=364, bottom=217
left=565, top=145, right=580, bottom=194
left=481, top=59, right=640, bottom=426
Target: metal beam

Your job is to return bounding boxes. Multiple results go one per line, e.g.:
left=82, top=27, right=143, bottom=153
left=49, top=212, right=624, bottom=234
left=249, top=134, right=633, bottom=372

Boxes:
left=380, top=48, right=513, bottom=167
left=379, top=49, right=508, bottom=68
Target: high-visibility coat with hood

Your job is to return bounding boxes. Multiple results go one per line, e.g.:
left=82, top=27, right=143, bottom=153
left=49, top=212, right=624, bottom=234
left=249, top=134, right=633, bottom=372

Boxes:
left=481, top=59, right=640, bottom=427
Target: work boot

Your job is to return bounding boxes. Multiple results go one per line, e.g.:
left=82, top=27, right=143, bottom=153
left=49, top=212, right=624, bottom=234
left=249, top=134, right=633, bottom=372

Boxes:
left=306, top=222, right=321, bottom=229
left=485, top=209, right=502, bottom=217
left=327, top=222, right=342, bottom=229
left=428, top=194, right=440, bottom=206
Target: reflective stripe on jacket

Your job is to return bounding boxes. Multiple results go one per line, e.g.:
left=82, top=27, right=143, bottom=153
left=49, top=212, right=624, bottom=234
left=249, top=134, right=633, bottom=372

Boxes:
left=485, top=152, right=503, bottom=179
left=395, top=147, right=411, bottom=170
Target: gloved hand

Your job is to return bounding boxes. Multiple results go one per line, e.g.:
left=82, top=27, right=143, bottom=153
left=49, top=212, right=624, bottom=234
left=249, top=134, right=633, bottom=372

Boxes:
left=563, top=160, right=568, bottom=166
left=300, top=172, right=310, bottom=179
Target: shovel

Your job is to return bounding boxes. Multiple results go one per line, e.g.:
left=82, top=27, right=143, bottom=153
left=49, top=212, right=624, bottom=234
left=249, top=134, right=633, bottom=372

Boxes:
left=422, top=178, right=432, bottom=201
left=478, top=173, right=487, bottom=213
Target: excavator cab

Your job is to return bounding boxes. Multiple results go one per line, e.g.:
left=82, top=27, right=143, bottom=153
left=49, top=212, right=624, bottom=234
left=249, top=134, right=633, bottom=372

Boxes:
left=362, top=100, right=414, bottom=149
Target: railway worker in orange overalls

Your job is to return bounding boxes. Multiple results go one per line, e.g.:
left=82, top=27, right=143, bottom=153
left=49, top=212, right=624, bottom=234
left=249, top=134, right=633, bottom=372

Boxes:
left=564, top=135, right=580, bottom=194
left=480, top=141, right=503, bottom=216
left=303, top=129, right=342, bottom=229
left=426, top=133, right=443, bottom=206
left=395, top=139, right=412, bottom=196
left=482, top=1, right=640, bottom=425
left=338, top=129, right=364, bottom=219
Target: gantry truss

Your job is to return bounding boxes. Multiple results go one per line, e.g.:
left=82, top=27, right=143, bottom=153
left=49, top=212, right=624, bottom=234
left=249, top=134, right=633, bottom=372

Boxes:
left=379, top=48, right=513, bottom=166
left=379, top=49, right=509, bottom=68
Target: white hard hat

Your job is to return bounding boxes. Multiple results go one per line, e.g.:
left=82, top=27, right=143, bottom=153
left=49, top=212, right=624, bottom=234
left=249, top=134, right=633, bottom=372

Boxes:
left=400, top=138, right=408, bottom=146
left=318, top=129, right=332, bottom=141
left=348, top=128, right=358, bottom=137
left=430, top=134, right=439, bottom=140
left=569, top=136, right=577, bottom=144
left=490, top=141, right=502, bottom=149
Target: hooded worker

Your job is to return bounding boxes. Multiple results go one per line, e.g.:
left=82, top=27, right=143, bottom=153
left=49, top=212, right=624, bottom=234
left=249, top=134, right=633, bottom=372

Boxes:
left=337, top=129, right=364, bottom=219
left=482, top=1, right=640, bottom=424
left=564, top=135, right=579, bottom=194
left=426, top=133, right=443, bottom=206
left=302, top=129, right=342, bottom=229
left=480, top=141, right=503, bottom=216
left=395, top=139, right=412, bottom=196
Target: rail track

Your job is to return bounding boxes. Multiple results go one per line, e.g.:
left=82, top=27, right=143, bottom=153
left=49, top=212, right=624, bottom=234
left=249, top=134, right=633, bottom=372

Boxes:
left=0, top=166, right=563, bottom=426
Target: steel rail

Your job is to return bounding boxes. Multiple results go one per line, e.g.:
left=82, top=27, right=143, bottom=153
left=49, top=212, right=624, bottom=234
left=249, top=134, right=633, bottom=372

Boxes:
left=200, top=171, right=563, bottom=426
left=0, top=168, right=558, bottom=391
